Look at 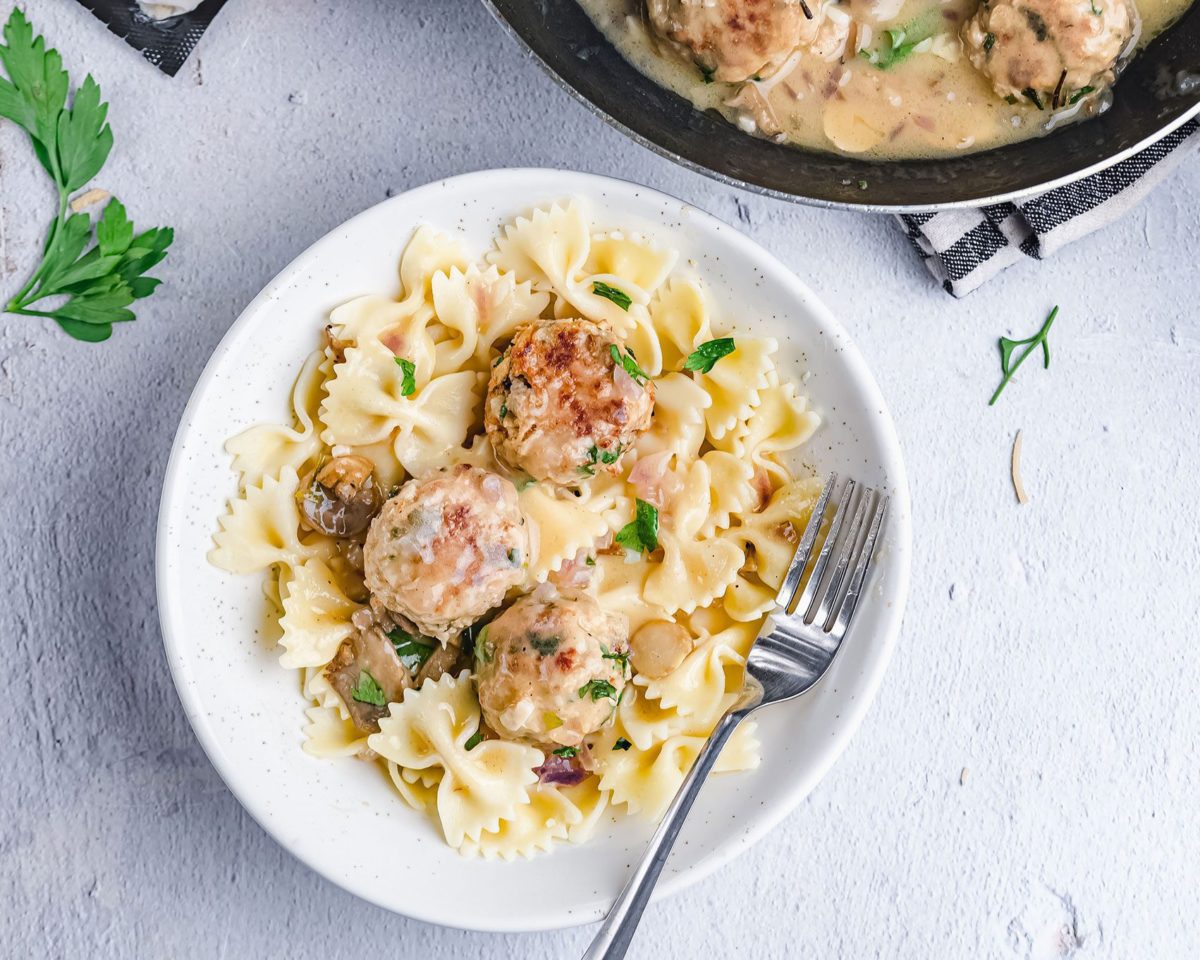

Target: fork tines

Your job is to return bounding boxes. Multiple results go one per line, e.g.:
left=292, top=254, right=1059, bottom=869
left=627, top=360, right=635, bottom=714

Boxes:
left=776, top=474, right=888, bottom=637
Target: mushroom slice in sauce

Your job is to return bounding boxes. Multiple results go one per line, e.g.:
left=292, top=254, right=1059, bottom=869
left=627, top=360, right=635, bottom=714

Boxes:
left=324, top=626, right=415, bottom=734
left=298, top=455, right=383, bottom=538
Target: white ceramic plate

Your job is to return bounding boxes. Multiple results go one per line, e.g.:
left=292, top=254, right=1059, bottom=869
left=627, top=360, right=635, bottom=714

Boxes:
left=156, top=169, right=911, bottom=933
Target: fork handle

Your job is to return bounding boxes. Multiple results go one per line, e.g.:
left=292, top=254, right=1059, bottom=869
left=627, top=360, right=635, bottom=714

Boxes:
left=581, top=710, right=746, bottom=960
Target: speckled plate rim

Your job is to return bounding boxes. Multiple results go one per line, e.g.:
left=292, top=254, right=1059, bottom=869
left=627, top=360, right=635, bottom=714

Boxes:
left=155, top=168, right=913, bottom=933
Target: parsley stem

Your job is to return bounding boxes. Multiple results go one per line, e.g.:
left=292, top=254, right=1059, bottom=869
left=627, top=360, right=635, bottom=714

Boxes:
left=7, top=191, right=68, bottom=311
left=988, top=306, right=1058, bottom=406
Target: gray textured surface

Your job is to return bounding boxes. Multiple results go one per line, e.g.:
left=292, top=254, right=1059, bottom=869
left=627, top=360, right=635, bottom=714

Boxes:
left=1, top=2, right=1198, bottom=958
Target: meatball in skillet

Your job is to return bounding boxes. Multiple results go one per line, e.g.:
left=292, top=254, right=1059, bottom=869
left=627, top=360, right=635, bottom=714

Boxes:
left=962, top=0, right=1136, bottom=105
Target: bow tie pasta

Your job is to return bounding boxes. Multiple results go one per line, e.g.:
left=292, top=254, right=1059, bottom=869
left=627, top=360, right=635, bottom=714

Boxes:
left=208, top=198, right=823, bottom=858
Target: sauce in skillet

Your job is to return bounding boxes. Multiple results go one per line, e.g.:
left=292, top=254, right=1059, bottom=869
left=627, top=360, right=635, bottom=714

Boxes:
left=576, top=0, right=1194, bottom=159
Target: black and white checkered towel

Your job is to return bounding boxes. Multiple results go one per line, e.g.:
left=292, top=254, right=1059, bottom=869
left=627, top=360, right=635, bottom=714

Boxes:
left=898, top=118, right=1200, bottom=296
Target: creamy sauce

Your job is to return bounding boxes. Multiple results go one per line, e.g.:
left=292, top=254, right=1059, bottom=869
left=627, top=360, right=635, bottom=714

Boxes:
left=577, top=0, right=1194, bottom=159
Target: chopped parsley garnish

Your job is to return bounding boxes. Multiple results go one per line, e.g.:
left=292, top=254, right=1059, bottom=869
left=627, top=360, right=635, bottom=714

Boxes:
left=592, top=281, right=632, bottom=311
left=609, top=343, right=650, bottom=385
left=1069, top=86, right=1095, bottom=105
left=613, top=738, right=632, bottom=751
left=386, top=627, right=435, bottom=673
left=579, top=443, right=623, bottom=476
left=507, top=547, right=521, bottom=566
left=350, top=670, right=387, bottom=707
left=989, top=306, right=1057, bottom=406
left=394, top=356, right=416, bottom=396
left=1022, top=87, right=1045, bottom=110
left=585, top=555, right=596, bottom=566
left=983, top=32, right=996, bottom=52
left=530, top=634, right=562, bottom=656
left=578, top=678, right=619, bottom=702
left=683, top=338, right=736, bottom=374
left=552, top=746, right=579, bottom=758
left=615, top=498, right=659, bottom=554
left=464, top=730, right=484, bottom=751
left=499, top=401, right=508, bottom=419
left=601, top=643, right=630, bottom=675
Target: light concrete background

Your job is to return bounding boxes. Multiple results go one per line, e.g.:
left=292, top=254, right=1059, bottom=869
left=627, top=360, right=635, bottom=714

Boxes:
left=2, top=1, right=1198, bottom=957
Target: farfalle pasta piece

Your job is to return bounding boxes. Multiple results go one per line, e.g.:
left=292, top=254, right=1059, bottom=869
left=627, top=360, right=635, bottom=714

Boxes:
left=636, top=619, right=759, bottom=722
left=277, top=558, right=361, bottom=669
left=643, top=460, right=745, bottom=615
left=521, top=484, right=613, bottom=583
left=618, top=684, right=695, bottom=750
left=727, top=477, right=824, bottom=589
left=397, top=225, right=470, bottom=309
left=599, top=722, right=761, bottom=820
left=301, top=704, right=368, bottom=758
left=461, top=784, right=581, bottom=860
left=722, top=569, right=779, bottom=622
left=698, top=449, right=758, bottom=538
left=585, top=231, right=677, bottom=299
left=589, top=554, right=674, bottom=633
left=634, top=372, right=710, bottom=462
left=430, top=264, right=549, bottom=374
left=698, top=336, right=777, bottom=441
left=648, top=277, right=713, bottom=372
left=386, top=761, right=443, bottom=814
left=226, top=349, right=326, bottom=488
left=717, top=371, right=821, bottom=484
left=209, top=466, right=332, bottom=574
left=368, top=673, right=542, bottom=848
left=488, top=200, right=643, bottom=335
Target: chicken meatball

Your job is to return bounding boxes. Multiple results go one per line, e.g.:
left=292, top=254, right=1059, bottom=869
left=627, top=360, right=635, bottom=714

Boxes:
left=647, top=0, right=824, bottom=83
left=474, top=592, right=629, bottom=749
left=362, top=464, right=527, bottom=643
left=963, top=0, right=1136, bottom=105
left=485, top=319, right=654, bottom=485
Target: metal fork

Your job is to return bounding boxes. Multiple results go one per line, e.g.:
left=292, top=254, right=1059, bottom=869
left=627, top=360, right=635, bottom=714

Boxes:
left=582, top=474, right=888, bottom=960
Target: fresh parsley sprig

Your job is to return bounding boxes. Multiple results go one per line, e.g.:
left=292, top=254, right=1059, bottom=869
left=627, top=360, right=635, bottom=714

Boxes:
left=0, top=8, right=173, bottom=342
left=684, top=337, right=736, bottom=373
left=609, top=343, right=650, bottom=385
left=578, top=678, right=619, bottom=702
left=592, top=281, right=632, bottom=311
left=615, top=498, right=659, bottom=554
left=989, top=306, right=1057, bottom=406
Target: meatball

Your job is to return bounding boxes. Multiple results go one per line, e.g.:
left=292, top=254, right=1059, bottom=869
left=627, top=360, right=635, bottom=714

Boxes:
left=485, top=319, right=654, bottom=485
left=647, top=0, right=821, bottom=83
left=963, top=0, right=1136, bottom=105
left=362, top=465, right=527, bottom=643
left=474, top=592, right=629, bottom=749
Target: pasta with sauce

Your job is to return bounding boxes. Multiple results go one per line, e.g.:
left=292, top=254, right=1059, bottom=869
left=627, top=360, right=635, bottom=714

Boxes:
left=208, top=198, right=823, bottom=858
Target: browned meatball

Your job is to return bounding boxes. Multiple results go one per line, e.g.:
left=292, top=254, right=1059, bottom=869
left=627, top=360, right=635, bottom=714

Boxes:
left=474, top=592, right=629, bottom=749
left=485, top=319, right=654, bottom=485
left=963, top=0, right=1136, bottom=104
left=647, top=0, right=816, bottom=83
left=362, top=465, right=527, bottom=643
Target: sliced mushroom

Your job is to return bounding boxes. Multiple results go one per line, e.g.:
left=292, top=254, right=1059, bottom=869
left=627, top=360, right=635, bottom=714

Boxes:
left=629, top=620, right=694, bottom=679
left=297, top=455, right=383, bottom=538
left=324, top=626, right=415, bottom=733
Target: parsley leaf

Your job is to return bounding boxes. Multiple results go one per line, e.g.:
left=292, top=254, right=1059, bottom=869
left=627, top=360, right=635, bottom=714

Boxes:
left=601, top=643, right=630, bottom=675
left=592, top=281, right=632, bottom=311
left=578, top=678, right=619, bottom=702
left=464, top=729, right=484, bottom=751
left=615, top=498, right=659, bottom=554
left=613, top=738, right=632, bottom=751
left=683, top=337, right=736, bottom=373
left=0, top=9, right=172, bottom=342
left=530, top=634, right=561, bottom=656
left=609, top=343, right=650, bottom=385
left=989, top=306, right=1057, bottom=406
left=386, top=626, right=435, bottom=673
left=394, top=356, right=417, bottom=396
left=351, top=670, right=387, bottom=707
left=552, top=746, right=579, bottom=758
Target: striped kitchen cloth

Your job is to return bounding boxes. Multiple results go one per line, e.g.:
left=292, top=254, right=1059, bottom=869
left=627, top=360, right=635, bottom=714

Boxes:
left=897, top=118, right=1200, bottom=297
